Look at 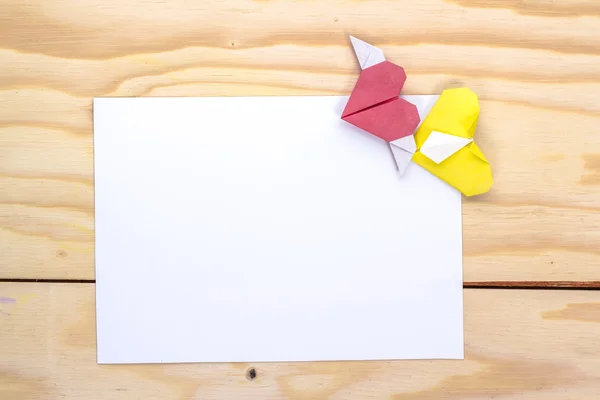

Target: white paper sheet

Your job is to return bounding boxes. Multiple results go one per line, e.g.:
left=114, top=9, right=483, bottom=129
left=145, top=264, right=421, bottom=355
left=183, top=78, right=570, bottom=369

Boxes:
left=94, top=95, right=464, bottom=364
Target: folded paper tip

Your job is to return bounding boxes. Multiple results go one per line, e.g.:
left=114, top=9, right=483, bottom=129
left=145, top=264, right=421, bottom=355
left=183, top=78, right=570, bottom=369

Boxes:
left=349, top=35, right=361, bottom=45
left=349, top=35, right=386, bottom=70
left=397, top=165, right=410, bottom=177
left=420, top=131, right=473, bottom=164
left=390, top=143, right=413, bottom=177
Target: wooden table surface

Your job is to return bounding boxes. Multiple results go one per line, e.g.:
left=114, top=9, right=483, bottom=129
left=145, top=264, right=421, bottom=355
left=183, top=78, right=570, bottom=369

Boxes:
left=1, top=0, right=599, bottom=398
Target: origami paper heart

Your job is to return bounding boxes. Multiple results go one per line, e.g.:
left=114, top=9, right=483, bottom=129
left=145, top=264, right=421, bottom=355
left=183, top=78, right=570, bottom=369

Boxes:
left=342, top=61, right=420, bottom=142
left=342, top=61, right=407, bottom=118
left=412, top=88, right=493, bottom=196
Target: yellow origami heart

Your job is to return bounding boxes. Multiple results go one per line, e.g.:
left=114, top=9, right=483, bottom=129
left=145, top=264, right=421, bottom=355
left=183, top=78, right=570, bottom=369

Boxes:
left=412, top=88, right=493, bottom=196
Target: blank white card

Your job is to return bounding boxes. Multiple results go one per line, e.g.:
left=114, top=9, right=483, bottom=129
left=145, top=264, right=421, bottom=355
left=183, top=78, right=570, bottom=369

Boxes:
left=94, top=96, right=464, bottom=364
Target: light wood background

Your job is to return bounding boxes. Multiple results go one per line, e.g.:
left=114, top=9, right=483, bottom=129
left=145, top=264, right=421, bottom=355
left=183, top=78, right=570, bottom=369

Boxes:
left=3, top=284, right=600, bottom=399
left=1, top=0, right=600, bottom=398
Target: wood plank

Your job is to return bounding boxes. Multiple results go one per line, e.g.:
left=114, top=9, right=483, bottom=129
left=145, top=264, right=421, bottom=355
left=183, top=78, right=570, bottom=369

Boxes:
left=1, top=0, right=600, bottom=280
left=2, top=283, right=600, bottom=399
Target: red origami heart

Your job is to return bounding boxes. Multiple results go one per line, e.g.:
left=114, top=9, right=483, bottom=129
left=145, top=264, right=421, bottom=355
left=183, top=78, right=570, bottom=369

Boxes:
left=342, top=61, right=420, bottom=142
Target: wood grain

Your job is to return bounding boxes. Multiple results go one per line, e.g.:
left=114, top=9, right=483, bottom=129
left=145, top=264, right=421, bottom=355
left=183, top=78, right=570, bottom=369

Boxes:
left=1, top=0, right=600, bottom=281
left=1, top=282, right=600, bottom=399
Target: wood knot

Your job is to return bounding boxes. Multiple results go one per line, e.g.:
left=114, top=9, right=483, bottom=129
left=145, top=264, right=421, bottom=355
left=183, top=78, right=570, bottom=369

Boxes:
left=246, top=367, right=257, bottom=381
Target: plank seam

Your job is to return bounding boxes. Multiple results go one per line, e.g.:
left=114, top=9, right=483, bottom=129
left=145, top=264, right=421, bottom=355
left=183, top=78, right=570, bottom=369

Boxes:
left=465, top=281, right=600, bottom=290
left=0, top=278, right=95, bottom=283
left=0, top=279, right=599, bottom=290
